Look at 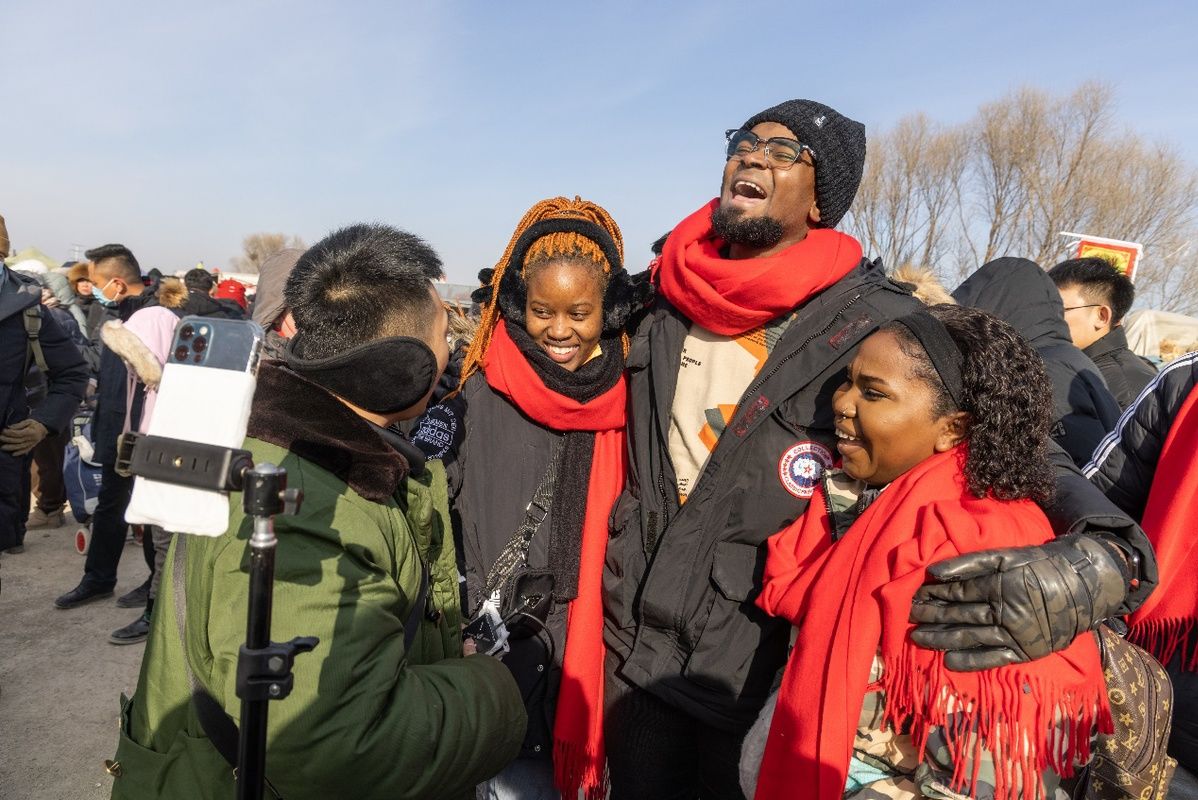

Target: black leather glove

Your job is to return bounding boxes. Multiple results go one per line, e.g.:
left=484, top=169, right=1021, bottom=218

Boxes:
left=908, top=534, right=1129, bottom=671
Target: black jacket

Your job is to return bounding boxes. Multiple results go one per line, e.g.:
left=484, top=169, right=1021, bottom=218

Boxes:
left=952, top=257, right=1121, bottom=466
left=606, top=258, right=1156, bottom=732
left=439, top=373, right=569, bottom=759
left=1, top=271, right=89, bottom=548
left=1083, top=351, right=1198, bottom=771
left=1083, top=326, right=1157, bottom=410
left=92, top=285, right=161, bottom=465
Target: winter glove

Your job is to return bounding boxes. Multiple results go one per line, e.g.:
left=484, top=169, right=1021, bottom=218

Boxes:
left=908, top=534, right=1128, bottom=672
left=0, top=419, right=49, bottom=456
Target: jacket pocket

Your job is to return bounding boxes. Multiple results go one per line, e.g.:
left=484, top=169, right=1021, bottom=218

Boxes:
left=109, top=693, right=233, bottom=800
left=602, top=491, right=642, bottom=636
left=683, top=541, right=782, bottom=701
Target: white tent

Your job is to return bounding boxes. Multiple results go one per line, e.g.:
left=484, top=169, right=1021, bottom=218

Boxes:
left=1122, top=309, right=1198, bottom=361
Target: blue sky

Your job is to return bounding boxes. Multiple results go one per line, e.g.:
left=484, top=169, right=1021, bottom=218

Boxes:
left=4, top=0, right=1196, bottom=282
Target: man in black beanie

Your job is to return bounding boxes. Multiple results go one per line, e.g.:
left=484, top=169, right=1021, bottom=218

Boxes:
left=601, top=98, right=1154, bottom=798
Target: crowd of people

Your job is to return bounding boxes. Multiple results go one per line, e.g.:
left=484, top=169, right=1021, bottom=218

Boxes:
left=1, top=96, right=1195, bottom=800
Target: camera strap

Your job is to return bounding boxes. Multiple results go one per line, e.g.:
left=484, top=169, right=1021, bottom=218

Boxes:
left=475, top=437, right=565, bottom=616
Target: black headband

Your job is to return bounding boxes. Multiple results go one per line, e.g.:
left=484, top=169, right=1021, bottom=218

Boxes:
left=285, top=334, right=438, bottom=414
left=892, top=312, right=965, bottom=408
left=495, top=216, right=635, bottom=334
left=508, top=217, right=623, bottom=276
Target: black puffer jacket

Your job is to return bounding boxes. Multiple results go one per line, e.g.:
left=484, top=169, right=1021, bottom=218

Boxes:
left=1083, top=326, right=1157, bottom=410
left=953, top=257, right=1121, bottom=466
left=1083, top=351, right=1198, bottom=773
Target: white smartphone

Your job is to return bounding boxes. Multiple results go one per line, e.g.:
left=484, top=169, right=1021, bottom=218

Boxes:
left=125, top=316, right=264, bottom=535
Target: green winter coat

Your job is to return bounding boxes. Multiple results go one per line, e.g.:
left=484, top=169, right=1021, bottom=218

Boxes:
left=109, top=365, right=526, bottom=799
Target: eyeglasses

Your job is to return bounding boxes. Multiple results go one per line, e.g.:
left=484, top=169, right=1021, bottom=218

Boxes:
left=725, top=129, right=815, bottom=170
left=1063, top=304, right=1102, bottom=312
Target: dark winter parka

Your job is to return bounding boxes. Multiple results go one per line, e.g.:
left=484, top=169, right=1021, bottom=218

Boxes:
left=1083, top=326, right=1157, bottom=410
left=952, top=257, right=1121, bottom=466
left=91, top=283, right=160, bottom=466
left=1084, top=351, right=1198, bottom=772
left=0, top=269, right=89, bottom=549
left=604, top=258, right=1156, bottom=732
left=438, top=372, right=569, bottom=759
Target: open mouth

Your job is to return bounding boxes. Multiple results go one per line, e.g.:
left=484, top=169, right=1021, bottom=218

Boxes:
left=542, top=342, right=580, bottom=364
left=835, top=427, right=864, bottom=452
left=726, top=178, right=769, bottom=210
left=732, top=179, right=767, bottom=199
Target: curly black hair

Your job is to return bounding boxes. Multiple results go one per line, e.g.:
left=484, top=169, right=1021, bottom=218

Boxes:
left=881, top=304, right=1056, bottom=504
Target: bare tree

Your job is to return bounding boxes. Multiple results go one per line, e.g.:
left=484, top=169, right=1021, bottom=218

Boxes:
left=230, top=233, right=306, bottom=274
left=852, top=82, right=1198, bottom=312
left=846, top=115, right=968, bottom=271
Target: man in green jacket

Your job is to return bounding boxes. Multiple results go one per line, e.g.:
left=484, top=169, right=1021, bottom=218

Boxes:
left=111, top=224, right=527, bottom=799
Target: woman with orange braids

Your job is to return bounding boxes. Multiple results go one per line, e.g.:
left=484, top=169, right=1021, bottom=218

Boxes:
left=430, top=197, right=646, bottom=800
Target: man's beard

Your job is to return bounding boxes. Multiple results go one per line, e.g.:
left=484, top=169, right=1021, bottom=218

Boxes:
left=711, top=204, right=786, bottom=250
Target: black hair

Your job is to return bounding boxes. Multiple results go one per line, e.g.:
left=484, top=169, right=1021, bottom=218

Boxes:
left=284, top=223, right=443, bottom=360
left=1048, top=257, right=1135, bottom=324
left=85, top=243, right=141, bottom=283
left=650, top=231, right=671, bottom=257
left=880, top=304, right=1056, bottom=504
left=183, top=267, right=215, bottom=293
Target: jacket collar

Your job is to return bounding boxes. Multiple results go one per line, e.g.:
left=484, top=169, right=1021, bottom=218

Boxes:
left=0, top=269, right=41, bottom=322
left=1083, top=326, right=1129, bottom=361
left=248, top=363, right=412, bottom=502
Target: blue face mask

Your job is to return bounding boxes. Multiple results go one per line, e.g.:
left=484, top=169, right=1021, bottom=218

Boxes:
left=91, top=282, right=119, bottom=307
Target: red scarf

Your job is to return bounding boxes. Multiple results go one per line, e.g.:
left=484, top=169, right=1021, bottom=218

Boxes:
left=755, top=449, right=1110, bottom=800
left=1128, top=385, right=1198, bottom=671
left=482, top=319, right=626, bottom=799
left=656, top=199, right=863, bottom=335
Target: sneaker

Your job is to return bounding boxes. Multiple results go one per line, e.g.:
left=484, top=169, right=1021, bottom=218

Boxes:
left=109, top=613, right=151, bottom=645
left=116, top=581, right=151, bottom=609
left=26, top=508, right=65, bottom=529
left=3, top=544, right=25, bottom=554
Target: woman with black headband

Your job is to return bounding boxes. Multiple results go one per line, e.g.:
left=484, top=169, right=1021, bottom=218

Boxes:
left=741, top=305, right=1111, bottom=800
left=441, top=197, right=645, bottom=800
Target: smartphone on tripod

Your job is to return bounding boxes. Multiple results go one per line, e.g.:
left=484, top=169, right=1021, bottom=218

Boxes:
left=124, top=316, right=264, bottom=535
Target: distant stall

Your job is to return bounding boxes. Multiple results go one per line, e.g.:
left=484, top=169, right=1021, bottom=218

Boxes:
left=1123, top=309, right=1198, bottom=363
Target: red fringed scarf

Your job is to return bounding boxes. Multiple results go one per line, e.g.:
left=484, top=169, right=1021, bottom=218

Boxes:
left=656, top=199, right=863, bottom=336
left=482, top=319, right=626, bottom=800
left=755, top=449, right=1110, bottom=800
left=1128, top=386, right=1198, bottom=671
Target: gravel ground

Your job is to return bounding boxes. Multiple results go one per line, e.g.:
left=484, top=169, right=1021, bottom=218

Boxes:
left=0, top=518, right=149, bottom=800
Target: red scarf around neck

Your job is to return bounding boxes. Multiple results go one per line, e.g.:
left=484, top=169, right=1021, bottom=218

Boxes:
left=482, top=319, right=626, bottom=799
left=1128, top=385, right=1198, bottom=671
left=656, top=199, right=864, bottom=336
left=755, top=449, right=1110, bottom=800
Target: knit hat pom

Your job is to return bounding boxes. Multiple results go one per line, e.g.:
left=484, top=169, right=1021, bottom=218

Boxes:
left=740, top=99, right=866, bottom=228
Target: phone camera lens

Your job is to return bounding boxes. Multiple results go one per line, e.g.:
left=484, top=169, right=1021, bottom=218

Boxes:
left=192, top=336, right=207, bottom=353
left=194, top=353, right=204, bottom=364
left=179, top=324, right=194, bottom=341
left=174, top=345, right=189, bottom=362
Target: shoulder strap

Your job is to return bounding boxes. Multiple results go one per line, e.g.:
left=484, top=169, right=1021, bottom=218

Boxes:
left=478, top=437, right=565, bottom=609
left=23, top=305, right=47, bottom=373
left=171, top=535, right=284, bottom=799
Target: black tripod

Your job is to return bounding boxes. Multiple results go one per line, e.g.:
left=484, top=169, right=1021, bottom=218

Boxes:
left=117, top=433, right=318, bottom=800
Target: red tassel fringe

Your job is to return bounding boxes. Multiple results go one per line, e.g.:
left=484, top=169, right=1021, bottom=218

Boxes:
left=1129, top=617, right=1198, bottom=672
left=882, top=648, right=1113, bottom=800
left=553, top=739, right=608, bottom=800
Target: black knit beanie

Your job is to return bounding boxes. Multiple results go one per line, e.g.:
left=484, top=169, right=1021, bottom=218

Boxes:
left=739, top=99, right=866, bottom=228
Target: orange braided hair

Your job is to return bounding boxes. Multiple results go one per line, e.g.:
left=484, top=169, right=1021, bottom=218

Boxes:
left=458, top=196, right=626, bottom=390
